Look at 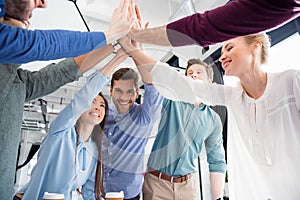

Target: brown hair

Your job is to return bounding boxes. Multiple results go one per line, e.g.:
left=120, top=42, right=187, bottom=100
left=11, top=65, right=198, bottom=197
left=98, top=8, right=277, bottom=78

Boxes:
left=243, top=33, right=271, bottom=64
left=185, top=58, right=214, bottom=83
left=111, top=68, right=139, bottom=89
left=4, top=0, right=31, bottom=22
left=91, top=93, right=108, bottom=200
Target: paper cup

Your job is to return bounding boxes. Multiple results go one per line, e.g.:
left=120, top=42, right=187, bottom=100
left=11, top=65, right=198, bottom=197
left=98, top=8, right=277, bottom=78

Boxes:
left=105, top=191, right=124, bottom=200
left=43, top=192, right=64, bottom=200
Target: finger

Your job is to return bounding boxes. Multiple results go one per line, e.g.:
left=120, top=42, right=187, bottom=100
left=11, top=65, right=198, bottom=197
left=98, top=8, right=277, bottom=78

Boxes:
left=120, top=0, right=128, bottom=14
left=135, top=4, right=142, bottom=22
left=145, top=21, right=150, bottom=29
left=128, top=1, right=135, bottom=20
left=123, top=0, right=130, bottom=16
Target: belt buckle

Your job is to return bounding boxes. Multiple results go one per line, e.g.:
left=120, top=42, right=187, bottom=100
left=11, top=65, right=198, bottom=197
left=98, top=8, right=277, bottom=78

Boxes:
left=187, top=174, right=190, bottom=181
left=170, top=176, right=174, bottom=183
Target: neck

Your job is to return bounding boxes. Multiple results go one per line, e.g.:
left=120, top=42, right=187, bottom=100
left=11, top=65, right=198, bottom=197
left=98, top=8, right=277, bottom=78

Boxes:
left=239, top=69, right=267, bottom=99
left=75, top=120, right=95, bottom=142
left=2, top=17, right=29, bottom=29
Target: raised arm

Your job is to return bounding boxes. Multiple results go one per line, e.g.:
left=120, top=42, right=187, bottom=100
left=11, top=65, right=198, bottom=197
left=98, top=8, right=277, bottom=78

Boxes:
left=49, top=49, right=128, bottom=134
left=0, top=0, right=135, bottom=64
left=119, top=36, right=156, bottom=84
left=129, top=0, right=299, bottom=47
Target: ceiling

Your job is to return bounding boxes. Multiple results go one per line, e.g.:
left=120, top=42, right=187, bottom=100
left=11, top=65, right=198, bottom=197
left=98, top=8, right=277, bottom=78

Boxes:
left=20, top=0, right=228, bottom=131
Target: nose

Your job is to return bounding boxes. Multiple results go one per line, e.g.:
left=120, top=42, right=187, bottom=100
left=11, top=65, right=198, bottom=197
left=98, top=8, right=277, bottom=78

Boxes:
left=37, top=0, right=47, bottom=8
left=219, top=53, right=226, bottom=63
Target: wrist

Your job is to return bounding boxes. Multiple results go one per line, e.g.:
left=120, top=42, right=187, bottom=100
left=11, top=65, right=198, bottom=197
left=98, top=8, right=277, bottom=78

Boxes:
left=104, top=32, right=117, bottom=45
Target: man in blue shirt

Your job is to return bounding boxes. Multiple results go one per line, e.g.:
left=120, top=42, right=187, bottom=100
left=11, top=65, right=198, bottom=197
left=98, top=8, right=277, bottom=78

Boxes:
left=0, top=0, right=131, bottom=64
left=119, top=37, right=226, bottom=200
left=102, top=68, right=163, bottom=200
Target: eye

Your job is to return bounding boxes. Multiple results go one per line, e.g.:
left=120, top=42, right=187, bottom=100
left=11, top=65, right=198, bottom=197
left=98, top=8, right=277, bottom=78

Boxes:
left=127, top=89, right=135, bottom=94
left=100, top=103, right=106, bottom=108
left=115, top=89, right=122, bottom=94
left=226, top=46, right=233, bottom=51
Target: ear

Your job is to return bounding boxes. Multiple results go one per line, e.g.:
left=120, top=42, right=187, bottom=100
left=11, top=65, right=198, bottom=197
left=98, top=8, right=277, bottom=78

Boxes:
left=110, top=87, right=113, bottom=96
left=252, top=41, right=262, bottom=54
left=135, top=89, right=140, bottom=99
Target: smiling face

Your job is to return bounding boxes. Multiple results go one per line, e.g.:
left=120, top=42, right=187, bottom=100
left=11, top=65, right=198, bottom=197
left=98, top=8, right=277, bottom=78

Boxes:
left=219, top=36, right=254, bottom=77
left=110, top=79, right=139, bottom=114
left=80, top=95, right=106, bottom=126
left=186, top=64, right=207, bottom=81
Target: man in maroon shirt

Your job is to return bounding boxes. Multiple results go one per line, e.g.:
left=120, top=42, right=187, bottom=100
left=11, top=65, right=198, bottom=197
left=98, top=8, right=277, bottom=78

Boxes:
left=129, top=0, right=300, bottom=47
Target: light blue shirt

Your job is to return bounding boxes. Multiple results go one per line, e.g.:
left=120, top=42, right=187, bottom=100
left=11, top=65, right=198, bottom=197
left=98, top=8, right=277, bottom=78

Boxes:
left=18, top=71, right=109, bottom=200
left=148, top=99, right=226, bottom=177
left=102, top=84, right=163, bottom=199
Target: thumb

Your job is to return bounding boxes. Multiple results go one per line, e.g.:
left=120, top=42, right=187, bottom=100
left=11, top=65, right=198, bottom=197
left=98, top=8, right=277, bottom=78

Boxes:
left=145, top=22, right=150, bottom=29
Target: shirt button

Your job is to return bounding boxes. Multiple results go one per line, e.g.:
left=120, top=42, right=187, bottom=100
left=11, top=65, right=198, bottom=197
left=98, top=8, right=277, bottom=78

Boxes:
left=110, top=143, right=113, bottom=146
left=109, top=132, right=112, bottom=136
left=107, top=173, right=110, bottom=176
left=109, top=152, right=112, bottom=155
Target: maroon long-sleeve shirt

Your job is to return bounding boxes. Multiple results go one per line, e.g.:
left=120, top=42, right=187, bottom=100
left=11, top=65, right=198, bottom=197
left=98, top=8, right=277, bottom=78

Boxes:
left=167, top=0, right=300, bottom=47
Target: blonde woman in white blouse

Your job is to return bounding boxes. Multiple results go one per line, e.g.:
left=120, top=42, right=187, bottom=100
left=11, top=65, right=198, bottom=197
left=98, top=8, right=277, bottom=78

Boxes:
left=121, top=32, right=300, bottom=200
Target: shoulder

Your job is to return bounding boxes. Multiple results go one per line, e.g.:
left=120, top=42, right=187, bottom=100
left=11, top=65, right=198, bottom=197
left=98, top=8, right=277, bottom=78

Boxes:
left=268, top=69, right=300, bottom=84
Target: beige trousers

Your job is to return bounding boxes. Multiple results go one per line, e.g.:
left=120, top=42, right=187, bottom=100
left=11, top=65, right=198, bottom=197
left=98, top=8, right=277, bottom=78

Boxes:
left=142, top=172, right=198, bottom=200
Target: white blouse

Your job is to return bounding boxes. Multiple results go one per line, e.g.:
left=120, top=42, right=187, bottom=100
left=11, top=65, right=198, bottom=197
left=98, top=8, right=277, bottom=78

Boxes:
left=151, top=62, right=300, bottom=200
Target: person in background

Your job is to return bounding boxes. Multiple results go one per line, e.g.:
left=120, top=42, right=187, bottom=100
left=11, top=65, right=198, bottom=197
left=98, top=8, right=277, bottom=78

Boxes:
left=101, top=66, right=163, bottom=200
left=139, top=32, right=300, bottom=200
left=119, top=34, right=226, bottom=200
left=0, top=0, right=135, bottom=63
left=0, top=0, right=135, bottom=199
left=129, top=0, right=300, bottom=47
left=14, top=48, right=129, bottom=200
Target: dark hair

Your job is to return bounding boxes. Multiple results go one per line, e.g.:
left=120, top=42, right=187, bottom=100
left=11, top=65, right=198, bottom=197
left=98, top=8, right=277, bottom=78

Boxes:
left=91, top=93, right=108, bottom=200
left=4, top=0, right=30, bottom=21
left=111, top=68, right=139, bottom=89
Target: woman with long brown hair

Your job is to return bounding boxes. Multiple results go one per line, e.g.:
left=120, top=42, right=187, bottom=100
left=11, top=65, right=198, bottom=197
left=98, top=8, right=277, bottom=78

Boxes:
left=14, top=49, right=128, bottom=200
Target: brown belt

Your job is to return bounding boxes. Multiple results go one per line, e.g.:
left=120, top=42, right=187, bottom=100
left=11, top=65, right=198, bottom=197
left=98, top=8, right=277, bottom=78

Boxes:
left=149, top=170, right=193, bottom=183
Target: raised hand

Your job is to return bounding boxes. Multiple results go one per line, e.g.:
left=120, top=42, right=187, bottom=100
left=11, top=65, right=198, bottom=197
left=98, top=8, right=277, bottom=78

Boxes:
left=106, top=0, right=136, bottom=44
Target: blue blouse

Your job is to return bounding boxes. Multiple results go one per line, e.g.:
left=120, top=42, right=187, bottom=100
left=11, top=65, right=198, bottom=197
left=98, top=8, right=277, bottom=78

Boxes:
left=18, top=71, right=109, bottom=200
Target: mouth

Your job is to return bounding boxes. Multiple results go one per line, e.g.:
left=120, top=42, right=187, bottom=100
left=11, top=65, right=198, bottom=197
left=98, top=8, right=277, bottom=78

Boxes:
left=89, top=111, right=100, bottom=118
left=118, top=101, right=131, bottom=106
left=222, top=60, right=231, bottom=70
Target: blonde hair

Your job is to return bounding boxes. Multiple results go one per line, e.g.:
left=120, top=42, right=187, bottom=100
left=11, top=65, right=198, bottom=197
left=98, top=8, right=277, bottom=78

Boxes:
left=244, top=33, right=271, bottom=64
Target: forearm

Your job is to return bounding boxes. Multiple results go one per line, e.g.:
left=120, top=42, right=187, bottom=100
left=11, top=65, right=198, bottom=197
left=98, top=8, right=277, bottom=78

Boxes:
left=99, top=51, right=127, bottom=77
left=128, top=49, right=156, bottom=84
left=129, top=25, right=172, bottom=46
left=74, top=44, right=114, bottom=73
left=210, top=172, right=225, bottom=200
left=25, top=58, right=81, bottom=101
left=0, top=24, right=106, bottom=64
left=166, top=0, right=300, bottom=47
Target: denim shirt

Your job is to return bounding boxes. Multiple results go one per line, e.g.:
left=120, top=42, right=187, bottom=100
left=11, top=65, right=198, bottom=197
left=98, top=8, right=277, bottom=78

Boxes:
left=18, top=71, right=109, bottom=200
left=102, top=84, right=163, bottom=199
